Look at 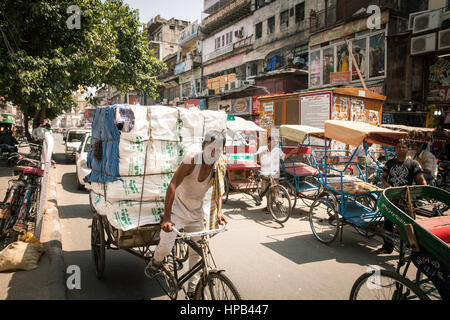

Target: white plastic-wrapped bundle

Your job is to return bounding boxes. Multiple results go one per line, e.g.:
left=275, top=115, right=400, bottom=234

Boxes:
left=178, top=107, right=205, bottom=139
left=103, top=173, right=173, bottom=203
left=90, top=192, right=163, bottom=231
left=148, top=106, right=180, bottom=141
left=116, top=105, right=150, bottom=141
left=203, top=110, right=228, bottom=136
left=118, top=139, right=203, bottom=176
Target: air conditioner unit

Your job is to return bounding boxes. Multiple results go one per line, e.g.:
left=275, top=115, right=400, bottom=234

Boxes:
left=208, top=89, right=215, bottom=96
left=439, top=29, right=450, bottom=50
left=411, top=33, right=437, bottom=55
left=220, top=87, right=226, bottom=93
left=242, top=79, right=255, bottom=85
left=225, top=83, right=231, bottom=91
left=413, top=10, right=442, bottom=34
left=196, top=40, right=202, bottom=54
left=408, top=10, right=429, bottom=30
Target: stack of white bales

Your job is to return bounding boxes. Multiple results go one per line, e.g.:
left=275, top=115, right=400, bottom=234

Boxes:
left=90, top=105, right=227, bottom=231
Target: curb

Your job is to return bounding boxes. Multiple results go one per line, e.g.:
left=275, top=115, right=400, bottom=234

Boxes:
left=41, top=167, right=67, bottom=300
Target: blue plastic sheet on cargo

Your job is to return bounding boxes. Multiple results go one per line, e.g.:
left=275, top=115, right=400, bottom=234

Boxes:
left=87, top=106, right=121, bottom=183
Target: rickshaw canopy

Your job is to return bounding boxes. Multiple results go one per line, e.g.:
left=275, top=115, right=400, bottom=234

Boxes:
left=226, top=116, right=266, bottom=132
left=324, top=120, right=408, bottom=147
left=280, top=125, right=324, bottom=143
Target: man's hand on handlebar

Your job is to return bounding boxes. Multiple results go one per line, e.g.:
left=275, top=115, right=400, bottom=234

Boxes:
left=217, top=213, right=228, bottom=225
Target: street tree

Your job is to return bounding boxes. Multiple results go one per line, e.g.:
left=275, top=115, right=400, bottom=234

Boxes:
left=0, top=0, right=166, bottom=139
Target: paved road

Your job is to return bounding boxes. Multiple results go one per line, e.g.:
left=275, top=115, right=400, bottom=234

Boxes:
left=54, top=133, right=411, bottom=300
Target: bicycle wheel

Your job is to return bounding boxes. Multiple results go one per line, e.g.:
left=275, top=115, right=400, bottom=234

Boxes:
left=280, top=179, right=297, bottom=210
left=175, top=238, right=189, bottom=263
left=350, top=269, right=429, bottom=300
left=91, top=214, right=105, bottom=279
left=309, top=196, right=340, bottom=244
left=195, top=271, right=241, bottom=300
left=267, top=184, right=291, bottom=224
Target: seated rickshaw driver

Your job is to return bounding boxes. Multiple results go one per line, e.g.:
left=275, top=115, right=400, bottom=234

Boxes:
left=377, top=139, right=427, bottom=254
left=407, top=142, right=438, bottom=185
left=145, top=130, right=228, bottom=299
left=255, top=135, right=299, bottom=212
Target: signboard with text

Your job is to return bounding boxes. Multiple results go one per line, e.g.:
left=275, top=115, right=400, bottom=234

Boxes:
left=439, top=86, right=450, bottom=103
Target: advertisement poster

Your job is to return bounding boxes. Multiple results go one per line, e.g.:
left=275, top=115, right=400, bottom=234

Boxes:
left=218, top=99, right=232, bottom=114
left=300, top=93, right=331, bottom=128
left=231, top=97, right=252, bottom=115
left=252, top=96, right=262, bottom=115
left=184, top=99, right=205, bottom=110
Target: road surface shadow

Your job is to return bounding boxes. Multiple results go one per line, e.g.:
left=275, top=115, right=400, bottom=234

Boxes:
left=62, top=249, right=170, bottom=300
left=53, top=152, right=75, bottom=165
left=61, top=172, right=88, bottom=194
left=261, top=230, right=398, bottom=271
left=58, top=204, right=92, bottom=220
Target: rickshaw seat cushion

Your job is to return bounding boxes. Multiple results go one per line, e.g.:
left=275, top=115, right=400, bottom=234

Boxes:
left=228, top=160, right=260, bottom=170
left=284, top=163, right=318, bottom=176
left=417, top=216, right=450, bottom=245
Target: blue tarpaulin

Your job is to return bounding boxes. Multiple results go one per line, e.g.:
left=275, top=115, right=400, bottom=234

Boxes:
left=87, top=106, right=121, bottom=183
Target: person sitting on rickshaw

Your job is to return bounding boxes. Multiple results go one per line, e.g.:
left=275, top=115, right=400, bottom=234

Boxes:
left=407, top=142, right=438, bottom=185
left=0, top=129, right=18, bottom=153
left=378, top=139, right=427, bottom=254
left=255, top=135, right=300, bottom=212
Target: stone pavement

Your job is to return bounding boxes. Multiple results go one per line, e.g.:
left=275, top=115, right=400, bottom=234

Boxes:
left=0, top=155, right=66, bottom=300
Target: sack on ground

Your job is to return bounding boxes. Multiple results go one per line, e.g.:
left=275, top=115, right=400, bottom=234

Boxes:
left=0, top=241, right=44, bottom=272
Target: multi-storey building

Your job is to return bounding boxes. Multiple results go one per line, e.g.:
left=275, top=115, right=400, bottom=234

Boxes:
left=248, top=0, right=320, bottom=94
left=146, top=15, right=190, bottom=60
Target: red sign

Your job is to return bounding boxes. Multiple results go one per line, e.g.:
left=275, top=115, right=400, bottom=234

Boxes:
left=252, top=96, right=262, bottom=115
left=439, top=86, right=450, bottom=103
left=331, top=72, right=351, bottom=85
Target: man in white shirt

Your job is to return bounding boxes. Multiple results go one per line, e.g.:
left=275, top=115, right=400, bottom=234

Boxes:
left=255, top=135, right=298, bottom=210
left=407, top=143, right=437, bottom=184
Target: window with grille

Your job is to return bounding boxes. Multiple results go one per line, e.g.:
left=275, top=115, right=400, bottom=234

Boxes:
left=280, top=10, right=289, bottom=30
left=274, top=102, right=283, bottom=126
left=285, top=100, right=300, bottom=125
left=295, top=2, right=305, bottom=23
left=255, top=22, right=263, bottom=39
left=268, top=16, right=275, bottom=34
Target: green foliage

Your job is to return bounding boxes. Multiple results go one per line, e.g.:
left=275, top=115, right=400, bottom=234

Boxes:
left=0, top=0, right=166, bottom=124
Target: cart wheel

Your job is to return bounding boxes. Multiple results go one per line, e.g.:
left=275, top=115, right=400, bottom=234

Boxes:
left=91, top=213, right=105, bottom=279
left=350, top=269, right=429, bottom=300
left=280, top=180, right=297, bottom=211
left=223, top=175, right=230, bottom=204
left=267, top=184, right=292, bottom=224
left=309, top=194, right=340, bottom=244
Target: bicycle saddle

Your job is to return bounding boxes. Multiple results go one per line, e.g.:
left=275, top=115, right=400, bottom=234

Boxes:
left=13, top=166, right=44, bottom=177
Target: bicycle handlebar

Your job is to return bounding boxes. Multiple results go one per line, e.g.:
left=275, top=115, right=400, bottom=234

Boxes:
left=172, top=225, right=226, bottom=239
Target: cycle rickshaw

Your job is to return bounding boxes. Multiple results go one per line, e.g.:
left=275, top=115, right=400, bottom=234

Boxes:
left=350, top=185, right=450, bottom=300
left=279, top=125, right=325, bottom=209
left=223, top=117, right=292, bottom=223
left=309, top=120, right=408, bottom=244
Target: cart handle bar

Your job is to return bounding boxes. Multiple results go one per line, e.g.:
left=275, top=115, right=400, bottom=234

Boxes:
left=172, top=225, right=226, bottom=239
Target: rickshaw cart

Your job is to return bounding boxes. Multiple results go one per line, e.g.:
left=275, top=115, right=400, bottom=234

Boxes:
left=279, top=125, right=325, bottom=208
left=90, top=210, right=160, bottom=279
left=350, top=186, right=450, bottom=300
left=223, top=117, right=265, bottom=203
left=309, top=120, right=408, bottom=244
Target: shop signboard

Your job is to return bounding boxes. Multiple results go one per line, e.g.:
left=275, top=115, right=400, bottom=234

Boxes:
left=300, top=93, right=331, bottom=129
left=184, top=99, right=206, bottom=110
left=231, top=97, right=252, bottom=115
left=330, top=72, right=351, bottom=85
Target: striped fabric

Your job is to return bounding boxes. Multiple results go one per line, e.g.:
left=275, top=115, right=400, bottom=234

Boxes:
left=209, top=154, right=227, bottom=230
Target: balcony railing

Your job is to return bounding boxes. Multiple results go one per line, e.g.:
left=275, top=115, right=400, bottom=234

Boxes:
left=233, top=35, right=253, bottom=49
left=310, top=6, right=338, bottom=33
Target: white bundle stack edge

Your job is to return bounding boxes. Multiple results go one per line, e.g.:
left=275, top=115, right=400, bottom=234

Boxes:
left=90, top=106, right=227, bottom=231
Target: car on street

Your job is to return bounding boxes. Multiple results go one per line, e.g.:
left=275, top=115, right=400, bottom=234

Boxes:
left=64, top=128, right=90, bottom=163
left=75, top=133, right=92, bottom=190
